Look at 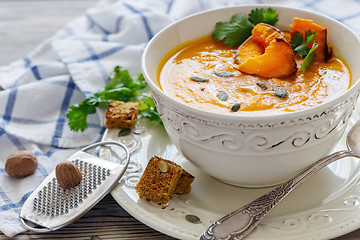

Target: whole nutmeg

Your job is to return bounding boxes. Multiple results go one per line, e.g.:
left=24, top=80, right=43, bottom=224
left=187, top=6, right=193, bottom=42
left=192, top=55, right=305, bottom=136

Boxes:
left=5, top=150, right=38, bottom=178
left=55, top=161, right=82, bottom=189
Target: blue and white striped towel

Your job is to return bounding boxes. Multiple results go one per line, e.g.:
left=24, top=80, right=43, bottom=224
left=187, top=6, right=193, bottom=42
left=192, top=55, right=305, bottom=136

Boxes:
left=1, top=0, right=359, bottom=237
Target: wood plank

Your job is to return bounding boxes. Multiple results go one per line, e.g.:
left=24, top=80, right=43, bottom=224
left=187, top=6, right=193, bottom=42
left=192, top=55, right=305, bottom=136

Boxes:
left=12, top=194, right=175, bottom=240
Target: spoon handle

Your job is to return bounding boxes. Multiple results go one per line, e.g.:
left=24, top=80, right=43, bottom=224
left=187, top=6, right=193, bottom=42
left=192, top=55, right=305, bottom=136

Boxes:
left=200, top=150, right=359, bottom=240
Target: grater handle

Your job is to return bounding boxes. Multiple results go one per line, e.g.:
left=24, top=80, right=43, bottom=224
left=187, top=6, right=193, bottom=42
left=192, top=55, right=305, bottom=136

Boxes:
left=82, top=140, right=131, bottom=169
left=82, top=140, right=130, bottom=154
left=20, top=218, right=52, bottom=232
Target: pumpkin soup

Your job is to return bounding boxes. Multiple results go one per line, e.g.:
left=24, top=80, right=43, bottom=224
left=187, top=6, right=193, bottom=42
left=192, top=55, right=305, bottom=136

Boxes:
left=158, top=22, right=350, bottom=115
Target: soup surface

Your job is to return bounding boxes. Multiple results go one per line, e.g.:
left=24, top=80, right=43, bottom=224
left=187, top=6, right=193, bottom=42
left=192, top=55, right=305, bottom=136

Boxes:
left=158, top=36, right=350, bottom=115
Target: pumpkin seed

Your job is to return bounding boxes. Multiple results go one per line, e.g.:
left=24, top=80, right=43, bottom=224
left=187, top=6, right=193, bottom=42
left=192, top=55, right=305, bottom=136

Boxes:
left=185, top=214, right=202, bottom=224
left=215, top=71, right=233, bottom=77
left=118, top=128, right=132, bottom=137
left=90, top=236, right=102, bottom=240
left=231, top=103, right=241, bottom=112
left=190, top=76, right=209, bottom=82
left=158, top=160, right=168, bottom=173
left=256, top=81, right=268, bottom=90
left=273, top=86, right=287, bottom=98
left=218, top=91, right=228, bottom=101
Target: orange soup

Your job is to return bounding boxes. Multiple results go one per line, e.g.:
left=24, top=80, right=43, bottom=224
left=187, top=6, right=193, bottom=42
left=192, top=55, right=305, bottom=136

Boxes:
left=158, top=36, right=350, bottom=115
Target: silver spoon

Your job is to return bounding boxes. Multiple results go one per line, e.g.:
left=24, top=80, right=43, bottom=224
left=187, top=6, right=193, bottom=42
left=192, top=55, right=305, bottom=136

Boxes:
left=200, top=120, right=360, bottom=240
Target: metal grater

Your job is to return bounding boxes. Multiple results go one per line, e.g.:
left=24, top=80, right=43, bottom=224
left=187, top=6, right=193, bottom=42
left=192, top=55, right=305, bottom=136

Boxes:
left=20, top=141, right=130, bottom=232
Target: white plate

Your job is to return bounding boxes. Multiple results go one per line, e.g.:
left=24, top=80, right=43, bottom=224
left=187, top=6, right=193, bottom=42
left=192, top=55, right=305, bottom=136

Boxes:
left=102, top=111, right=360, bottom=240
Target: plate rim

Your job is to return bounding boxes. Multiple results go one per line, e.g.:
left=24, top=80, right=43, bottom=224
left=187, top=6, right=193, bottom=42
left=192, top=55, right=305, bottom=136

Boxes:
left=105, top=115, right=360, bottom=240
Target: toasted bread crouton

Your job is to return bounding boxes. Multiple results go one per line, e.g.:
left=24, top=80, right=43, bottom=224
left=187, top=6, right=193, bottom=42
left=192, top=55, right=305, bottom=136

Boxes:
left=162, top=159, right=195, bottom=194
left=135, top=156, right=183, bottom=205
left=105, top=100, right=139, bottom=129
left=135, top=156, right=195, bottom=206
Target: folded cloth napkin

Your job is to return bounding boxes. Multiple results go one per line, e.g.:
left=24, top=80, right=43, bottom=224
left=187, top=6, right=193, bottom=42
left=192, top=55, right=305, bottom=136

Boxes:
left=0, top=0, right=359, bottom=237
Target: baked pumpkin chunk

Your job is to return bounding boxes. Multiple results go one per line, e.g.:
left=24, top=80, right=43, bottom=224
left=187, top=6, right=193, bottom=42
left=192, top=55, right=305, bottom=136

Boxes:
left=236, top=23, right=297, bottom=78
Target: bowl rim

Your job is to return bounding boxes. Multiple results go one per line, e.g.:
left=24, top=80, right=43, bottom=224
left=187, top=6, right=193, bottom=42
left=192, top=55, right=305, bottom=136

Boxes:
left=141, top=4, right=360, bottom=122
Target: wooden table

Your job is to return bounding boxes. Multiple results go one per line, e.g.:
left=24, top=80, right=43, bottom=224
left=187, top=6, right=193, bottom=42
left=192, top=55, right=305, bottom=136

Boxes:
left=1, top=1, right=360, bottom=239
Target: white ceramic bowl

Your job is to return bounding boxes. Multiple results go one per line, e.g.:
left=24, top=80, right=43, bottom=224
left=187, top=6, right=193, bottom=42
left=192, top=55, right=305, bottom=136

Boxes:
left=142, top=5, right=360, bottom=187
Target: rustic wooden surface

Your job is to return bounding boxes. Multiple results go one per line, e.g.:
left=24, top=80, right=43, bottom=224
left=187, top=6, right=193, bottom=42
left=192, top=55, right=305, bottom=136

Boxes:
left=1, top=1, right=360, bottom=239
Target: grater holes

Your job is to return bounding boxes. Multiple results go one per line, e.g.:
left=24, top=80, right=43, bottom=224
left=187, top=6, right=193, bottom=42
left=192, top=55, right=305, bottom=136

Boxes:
left=64, top=195, right=69, bottom=214
left=37, top=190, right=43, bottom=213
left=33, top=198, right=38, bottom=212
left=69, top=199, right=74, bottom=209
left=31, top=159, right=111, bottom=217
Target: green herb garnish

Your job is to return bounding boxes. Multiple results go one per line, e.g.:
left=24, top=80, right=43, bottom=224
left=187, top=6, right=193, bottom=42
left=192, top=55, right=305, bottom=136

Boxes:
left=289, top=30, right=319, bottom=73
left=66, top=66, right=160, bottom=132
left=212, top=14, right=254, bottom=48
left=300, top=42, right=319, bottom=74
left=248, top=8, right=279, bottom=26
left=212, top=8, right=279, bottom=48
left=290, top=30, right=316, bottom=57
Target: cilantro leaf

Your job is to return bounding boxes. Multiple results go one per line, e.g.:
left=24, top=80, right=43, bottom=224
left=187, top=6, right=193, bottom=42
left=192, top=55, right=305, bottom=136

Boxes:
left=247, top=8, right=264, bottom=25
left=212, top=14, right=254, bottom=48
left=262, top=8, right=279, bottom=25
left=290, top=30, right=316, bottom=57
left=66, top=66, right=161, bottom=132
left=300, top=42, right=319, bottom=74
left=66, top=100, right=97, bottom=132
left=289, top=31, right=303, bottom=49
left=212, top=8, right=279, bottom=48
left=248, top=8, right=279, bottom=26
left=108, top=66, right=147, bottom=91
left=289, top=30, right=318, bottom=74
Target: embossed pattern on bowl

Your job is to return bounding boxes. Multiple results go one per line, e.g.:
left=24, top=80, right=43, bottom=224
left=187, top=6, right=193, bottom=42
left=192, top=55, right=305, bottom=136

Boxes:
left=142, top=5, right=360, bottom=187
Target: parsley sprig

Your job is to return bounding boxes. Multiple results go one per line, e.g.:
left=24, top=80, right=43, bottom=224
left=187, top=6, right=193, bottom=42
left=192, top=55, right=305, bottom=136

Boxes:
left=66, top=66, right=160, bottom=132
left=300, top=42, right=319, bottom=73
left=290, top=30, right=318, bottom=73
left=290, top=30, right=316, bottom=57
left=212, top=8, right=279, bottom=48
left=248, top=8, right=279, bottom=26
